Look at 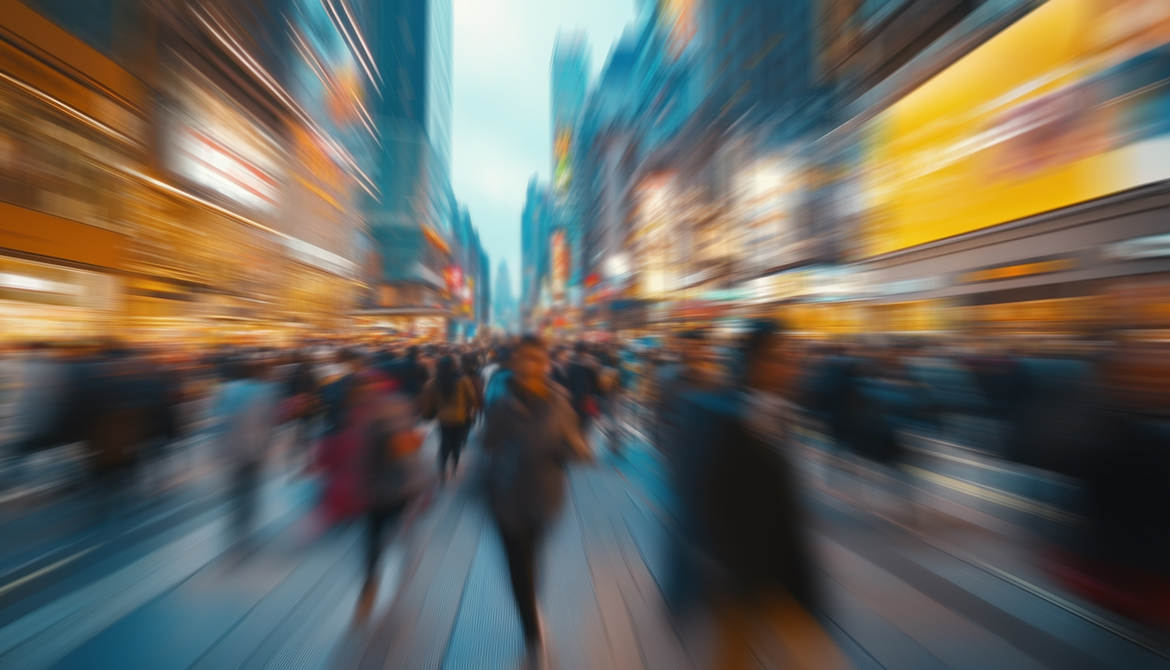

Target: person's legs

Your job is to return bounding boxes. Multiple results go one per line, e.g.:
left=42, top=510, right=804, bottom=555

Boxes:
left=230, top=460, right=260, bottom=547
left=500, top=523, right=541, bottom=646
left=359, top=500, right=405, bottom=619
left=365, top=501, right=407, bottom=578
left=577, top=408, right=592, bottom=444
left=365, top=505, right=389, bottom=583
left=451, top=423, right=469, bottom=472
left=437, top=426, right=456, bottom=481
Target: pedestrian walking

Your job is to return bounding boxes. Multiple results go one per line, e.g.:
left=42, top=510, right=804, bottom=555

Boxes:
left=80, top=346, right=151, bottom=518
left=483, top=346, right=513, bottom=408
left=565, top=342, right=600, bottom=437
left=482, top=335, right=591, bottom=669
left=421, top=355, right=479, bottom=484
left=212, top=357, right=278, bottom=553
left=350, top=369, right=425, bottom=621
left=676, top=320, right=844, bottom=669
left=10, top=343, right=67, bottom=460
left=461, top=353, right=485, bottom=427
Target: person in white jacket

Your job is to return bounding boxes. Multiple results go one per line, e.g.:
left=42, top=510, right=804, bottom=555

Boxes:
left=213, top=357, right=278, bottom=551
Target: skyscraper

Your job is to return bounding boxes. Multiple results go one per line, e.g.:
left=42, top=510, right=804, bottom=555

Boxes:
left=366, top=0, right=455, bottom=308
left=493, top=260, right=517, bottom=333
left=551, top=31, right=590, bottom=196
left=701, top=0, right=832, bottom=142
left=520, top=177, right=551, bottom=328
left=550, top=32, right=591, bottom=311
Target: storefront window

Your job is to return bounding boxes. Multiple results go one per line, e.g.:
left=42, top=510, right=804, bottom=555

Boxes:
left=0, top=256, right=118, bottom=343
left=0, top=80, right=125, bottom=232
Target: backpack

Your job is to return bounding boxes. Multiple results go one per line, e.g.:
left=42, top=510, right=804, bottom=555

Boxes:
left=437, top=379, right=470, bottom=426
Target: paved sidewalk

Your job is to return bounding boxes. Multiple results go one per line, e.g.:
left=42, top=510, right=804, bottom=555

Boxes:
left=5, top=421, right=1168, bottom=670
left=336, top=440, right=696, bottom=670
left=344, top=428, right=1170, bottom=670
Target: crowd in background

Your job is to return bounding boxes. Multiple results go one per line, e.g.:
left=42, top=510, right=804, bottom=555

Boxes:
left=1, top=327, right=1168, bottom=665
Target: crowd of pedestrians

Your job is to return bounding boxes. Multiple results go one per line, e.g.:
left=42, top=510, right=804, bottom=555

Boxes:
left=3, top=326, right=1166, bottom=667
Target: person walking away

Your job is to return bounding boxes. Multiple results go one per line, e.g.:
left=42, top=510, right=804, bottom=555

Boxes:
left=461, top=353, right=485, bottom=427
left=315, top=354, right=379, bottom=527
left=281, top=351, right=319, bottom=463
left=550, top=347, right=570, bottom=390
left=138, top=351, right=181, bottom=495
left=393, top=346, right=429, bottom=412
left=212, top=358, right=278, bottom=554
left=482, top=335, right=590, bottom=669
left=483, top=346, right=513, bottom=408
left=8, top=343, right=67, bottom=482
left=80, top=346, right=149, bottom=518
left=676, top=320, right=844, bottom=669
left=650, top=330, right=711, bottom=461
left=596, top=348, right=621, bottom=453
left=566, top=342, right=600, bottom=436
left=422, top=356, right=478, bottom=484
left=351, top=370, right=426, bottom=620
left=318, top=349, right=361, bottom=437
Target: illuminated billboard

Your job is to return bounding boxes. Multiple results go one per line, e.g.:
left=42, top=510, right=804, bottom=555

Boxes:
left=857, top=0, right=1170, bottom=258
left=552, top=230, right=569, bottom=299
left=554, top=128, right=573, bottom=193
left=164, top=67, right=283, bottom=215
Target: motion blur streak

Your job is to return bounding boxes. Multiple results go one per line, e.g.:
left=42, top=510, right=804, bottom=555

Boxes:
left=1, top=0, right=1170, bottom=669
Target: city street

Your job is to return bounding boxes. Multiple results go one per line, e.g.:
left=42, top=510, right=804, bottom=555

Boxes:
left=2, top=421, right=1168, bottom=670
left=2, top=0, right=1169, bottom=667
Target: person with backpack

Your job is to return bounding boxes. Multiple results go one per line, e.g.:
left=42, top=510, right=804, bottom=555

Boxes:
left=461, top=352, right=485, bottom=427
left=483, top=346, right=513, bottom=408
left=422, top=355, right=479, bottom=484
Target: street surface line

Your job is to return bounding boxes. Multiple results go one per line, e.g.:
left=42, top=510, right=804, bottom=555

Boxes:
left=0, top=544, right=102, bottom=598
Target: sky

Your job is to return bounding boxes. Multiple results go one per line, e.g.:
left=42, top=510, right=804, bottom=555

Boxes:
left=451, top=0, right=636, bottom=298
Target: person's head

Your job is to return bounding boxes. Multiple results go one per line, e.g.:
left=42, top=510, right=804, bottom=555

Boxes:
left=496, top=346, right=514, bottom=369
left=574, top=341, right=588, bottom=358
left=512, top=335, right=549, bottom=391
left=741, top=319, right=796, bottom=397
left=461, top=352, right=479, bottom=374
left=437, top=355, right=458, bottom=395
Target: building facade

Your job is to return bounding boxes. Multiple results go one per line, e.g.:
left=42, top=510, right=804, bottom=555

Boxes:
left=363, top=0, right=459, bottom=332
left=0, top=0, right=383, bottom=344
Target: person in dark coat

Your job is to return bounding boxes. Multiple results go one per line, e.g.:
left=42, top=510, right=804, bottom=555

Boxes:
left=565, top=342, right=600, bottom=433
left=1040, top=342, right=1170, bottom=627
left=482, top=335, right=590, bottom=669
left=395, top=346, right=429, bottom=406
left=80, top=347, right=153, bottom=517
left=650, top=330, right=717, bottom=462
left=674, top=320, right=842, bottom=669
